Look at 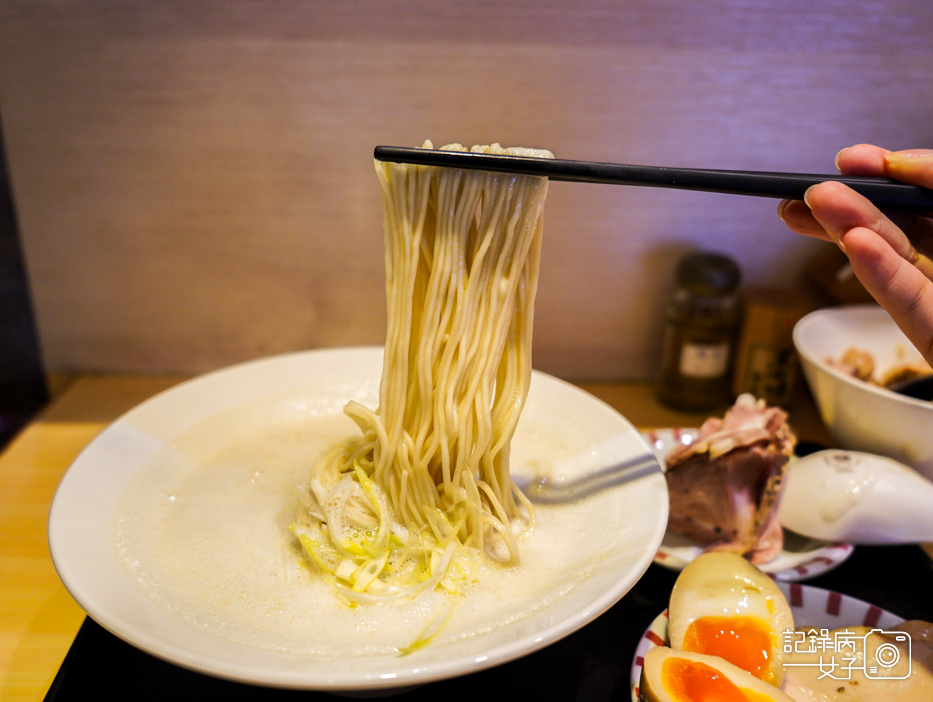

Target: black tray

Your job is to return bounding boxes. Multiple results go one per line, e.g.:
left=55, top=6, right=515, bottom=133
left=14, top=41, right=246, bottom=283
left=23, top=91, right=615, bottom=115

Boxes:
left=45, top=544, right=933, bottom=702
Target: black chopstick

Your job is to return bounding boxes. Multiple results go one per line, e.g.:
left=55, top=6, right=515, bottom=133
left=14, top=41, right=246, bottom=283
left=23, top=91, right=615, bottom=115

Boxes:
left=374, top=146, right=933, bottom=211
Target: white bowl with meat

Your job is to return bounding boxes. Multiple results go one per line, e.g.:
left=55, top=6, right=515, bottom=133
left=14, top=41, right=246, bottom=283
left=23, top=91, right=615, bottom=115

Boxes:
left=793, top=304, right=933, bottom=481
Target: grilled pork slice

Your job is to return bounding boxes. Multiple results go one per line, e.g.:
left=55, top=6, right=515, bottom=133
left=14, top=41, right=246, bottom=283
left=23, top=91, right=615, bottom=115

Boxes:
left=665, top=394, right=796, bottom=564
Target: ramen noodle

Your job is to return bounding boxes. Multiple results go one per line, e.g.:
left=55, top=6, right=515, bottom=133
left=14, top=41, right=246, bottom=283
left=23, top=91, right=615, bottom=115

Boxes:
left=292, top=142, right=553, bottom=620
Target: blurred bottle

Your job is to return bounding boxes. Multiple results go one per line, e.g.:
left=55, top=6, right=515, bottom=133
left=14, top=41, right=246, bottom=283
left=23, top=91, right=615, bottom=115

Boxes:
left=656, top=251, right=741, bottom=412
left=732, top=287, right=812, bottom=406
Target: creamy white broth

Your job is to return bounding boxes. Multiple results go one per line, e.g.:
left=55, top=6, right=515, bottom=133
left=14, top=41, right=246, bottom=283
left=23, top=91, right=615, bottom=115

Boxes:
left=114, top=391, right=638, bottom=656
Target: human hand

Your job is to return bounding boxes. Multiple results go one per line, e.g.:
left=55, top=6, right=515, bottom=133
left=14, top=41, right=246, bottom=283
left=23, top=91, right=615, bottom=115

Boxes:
left=778, top=145, right=933, bottom=365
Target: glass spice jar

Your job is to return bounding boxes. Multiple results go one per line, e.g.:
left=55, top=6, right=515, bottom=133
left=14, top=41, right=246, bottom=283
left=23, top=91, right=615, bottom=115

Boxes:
left=656, top=251, right=742, bottom=412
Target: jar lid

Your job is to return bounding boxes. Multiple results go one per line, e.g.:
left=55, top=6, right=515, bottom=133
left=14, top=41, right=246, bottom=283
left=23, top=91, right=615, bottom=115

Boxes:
left=676, top=252, right=741, bottom=296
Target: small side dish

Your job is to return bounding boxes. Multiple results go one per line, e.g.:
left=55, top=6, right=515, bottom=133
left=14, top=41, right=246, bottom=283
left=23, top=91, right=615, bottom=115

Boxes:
left=638, top=552, right=796, bottom=702
left=663, top=394, right=795, bottom=564
left=645, top=424, right=853, bottom=581
left=632, top=552, right=932, bottom=701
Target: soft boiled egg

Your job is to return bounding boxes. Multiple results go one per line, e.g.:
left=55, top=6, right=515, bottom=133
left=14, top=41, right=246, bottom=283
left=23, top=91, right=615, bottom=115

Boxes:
left=639, top=647, right=796, bottom=702
left=667, top=552, right=793, bottom=687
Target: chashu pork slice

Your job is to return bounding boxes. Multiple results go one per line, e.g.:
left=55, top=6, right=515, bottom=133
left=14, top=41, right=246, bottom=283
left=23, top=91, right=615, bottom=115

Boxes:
left=664, top=393, right=797, bottom=564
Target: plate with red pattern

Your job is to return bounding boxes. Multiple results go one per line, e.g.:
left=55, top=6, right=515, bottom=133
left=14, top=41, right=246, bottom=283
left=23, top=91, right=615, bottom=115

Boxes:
left=629, top=582, right=904, bottom=702
left=642, top=428, right=854, bottom=582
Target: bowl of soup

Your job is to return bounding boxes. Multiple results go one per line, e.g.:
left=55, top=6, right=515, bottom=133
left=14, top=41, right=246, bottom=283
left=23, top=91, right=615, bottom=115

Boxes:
left=793, top=304, right=933, bottom=481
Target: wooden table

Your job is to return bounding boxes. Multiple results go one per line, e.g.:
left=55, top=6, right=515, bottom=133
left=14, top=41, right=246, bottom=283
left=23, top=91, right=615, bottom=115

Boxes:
left=0, top=375, right=185, bottom=702
left=0, top=372, right=875, bottom=701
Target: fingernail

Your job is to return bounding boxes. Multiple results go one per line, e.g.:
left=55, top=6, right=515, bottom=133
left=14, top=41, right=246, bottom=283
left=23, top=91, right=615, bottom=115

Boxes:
left=824, top=225, right=848, bottom=254
left=803, top=185, right=815, bottom=209
left=777, top=199, right=789, bottom=221
left=887, top=149, right=933, bottom=160
left=834, top=147, right=850, bottom=171
left=886, top=149, right=933, bottom=167
left=833, top=231, right=847, bottom=255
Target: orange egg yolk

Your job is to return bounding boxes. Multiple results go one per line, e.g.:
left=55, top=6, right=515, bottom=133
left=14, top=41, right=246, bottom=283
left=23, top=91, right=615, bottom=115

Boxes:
left=681, top=616, right=774, bottom=682
left=661, top=658, right=775, bottom=702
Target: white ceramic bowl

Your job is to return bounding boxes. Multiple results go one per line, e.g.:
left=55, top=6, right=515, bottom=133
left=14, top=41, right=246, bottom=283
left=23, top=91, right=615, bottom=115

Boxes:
left=48, top=347, right=668, bottom=692
left=793, top=304, right=933, bottom=480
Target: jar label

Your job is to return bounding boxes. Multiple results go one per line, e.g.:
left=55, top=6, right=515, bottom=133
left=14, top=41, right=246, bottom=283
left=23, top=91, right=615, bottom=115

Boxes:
left=679, top=342, right=729, bottom=378
left=734, top=341, right=798, bottom=404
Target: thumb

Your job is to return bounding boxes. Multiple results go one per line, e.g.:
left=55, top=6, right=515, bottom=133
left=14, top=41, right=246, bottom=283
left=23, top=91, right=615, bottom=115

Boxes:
left=885, top=149, right=933, bottom=190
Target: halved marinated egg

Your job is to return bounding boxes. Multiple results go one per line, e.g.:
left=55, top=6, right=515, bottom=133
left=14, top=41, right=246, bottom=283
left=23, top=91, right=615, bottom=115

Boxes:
left=639, top=647, right=796, bottom=702
left=668, top=552, right=793, bottom=686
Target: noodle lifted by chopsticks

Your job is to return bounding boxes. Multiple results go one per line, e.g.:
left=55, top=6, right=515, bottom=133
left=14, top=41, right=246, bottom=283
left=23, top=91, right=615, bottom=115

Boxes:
left=293, top=141, right=552, bottom=604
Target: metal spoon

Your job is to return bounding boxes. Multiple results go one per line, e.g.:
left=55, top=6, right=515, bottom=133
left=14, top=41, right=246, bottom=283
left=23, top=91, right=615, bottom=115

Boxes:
left=512, top=453, right=661, bottom=504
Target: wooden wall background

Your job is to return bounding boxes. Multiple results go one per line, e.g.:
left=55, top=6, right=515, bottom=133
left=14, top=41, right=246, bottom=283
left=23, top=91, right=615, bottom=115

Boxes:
left=1, top=0, right=932, bottom=381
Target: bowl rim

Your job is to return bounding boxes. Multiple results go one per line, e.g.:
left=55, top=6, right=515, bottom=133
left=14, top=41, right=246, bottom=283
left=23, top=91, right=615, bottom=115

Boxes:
left=793, top=304, right=933, bottom=411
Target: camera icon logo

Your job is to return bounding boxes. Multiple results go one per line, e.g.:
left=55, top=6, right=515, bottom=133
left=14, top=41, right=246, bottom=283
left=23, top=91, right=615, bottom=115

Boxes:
left=863, top=629, right=911, bottom=680
left=782, top=626, right=913, bottom=682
